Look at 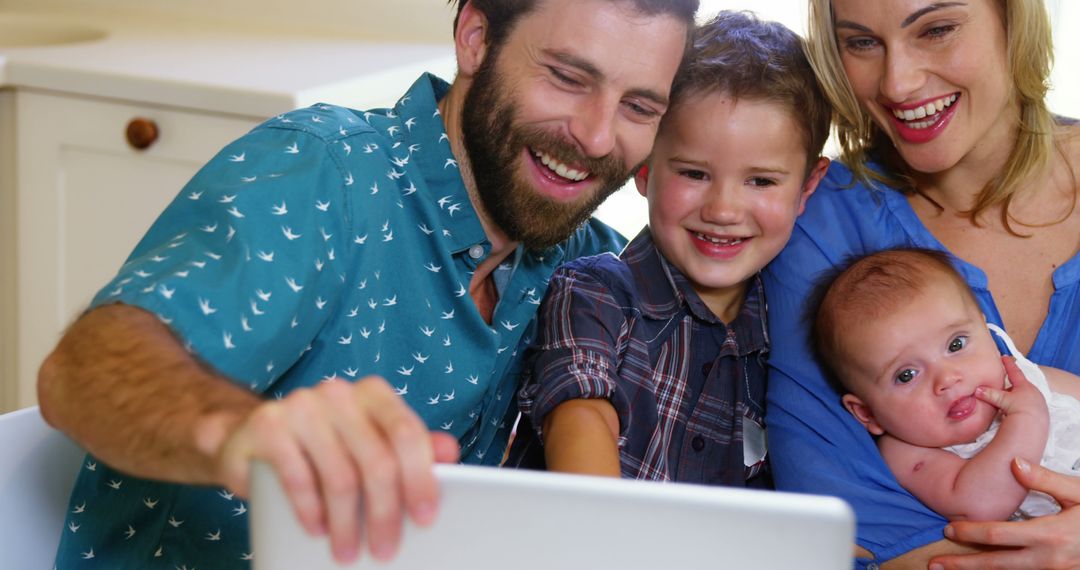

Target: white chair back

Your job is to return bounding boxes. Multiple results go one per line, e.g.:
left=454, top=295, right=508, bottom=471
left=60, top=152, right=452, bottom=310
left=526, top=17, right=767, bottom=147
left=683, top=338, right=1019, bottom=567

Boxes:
left=0, top=406, right=85, bottom=569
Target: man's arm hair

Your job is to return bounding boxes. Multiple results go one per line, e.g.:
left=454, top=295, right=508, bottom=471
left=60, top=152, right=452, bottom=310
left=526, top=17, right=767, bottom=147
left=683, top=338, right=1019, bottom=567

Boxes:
left=37, top=302, right=259, bottom=485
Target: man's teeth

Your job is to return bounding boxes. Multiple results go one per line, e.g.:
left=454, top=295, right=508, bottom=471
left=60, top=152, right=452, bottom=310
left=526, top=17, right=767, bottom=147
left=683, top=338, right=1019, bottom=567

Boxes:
left=892, top=94, right=958, bottom=129
left=533, top=150, right=588, bottom=182
left=695, top=232, right=743, bottom=245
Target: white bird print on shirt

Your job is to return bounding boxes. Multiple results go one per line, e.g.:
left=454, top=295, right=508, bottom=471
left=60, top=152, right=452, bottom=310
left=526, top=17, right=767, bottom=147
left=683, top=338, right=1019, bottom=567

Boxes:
left=441, top=421, right=454, bottom=430
left=441, top=310, right=455, bottom=320
left=467, top=375, right=479, bottom=385
left=124, top=525, right=136, bottom=539
left=378, top=320, right=386, bottom=334
left=168, top=516, right=184, bottom=527
left=159, top=285, right=175, bottom=299
left=395, top=384, right=408, bottom=396
left=501, top=320, right=520, bottom=331
left=241, top=552, right=254, bottom=561
left=403, top=182, right=418, bottom=196
left=388, top=168, right=405, bottom=180
left=219, top=194, right=237, bottom=203
left=286, top=277, right=303, bottom=292
left=367, top=299, right=378, bottom=310
left=316, top=200, right=330, bottom=212
left=408, top=143, right=421, bottom=154
left=241, top=315, right=252, bottom=332
left=256, top=289, right=272, bottom=302
left=144, top=497, right=159, bottom=509
left=383, top=295, right=398, bottom=306
left=135, top=270, right=153, bottom=278
left=412, top=352, right=429, bottom=363
left=419, top=224, right=434, bottom=235
left=387, top=125, right=400, bottom=136
left=206, top=529, right=222, bottom=541
left=233, top=503, right=247, bottom=516
left=383, top=229, right=394, bottom=242
left=443, top=334, right=452, bottom=347
left=344, top=172, right=354, bottom=186
left=363, top=143, right=378, bottom=153
left=445, top=362, right=454, bottom=374
left=445, top=158, right=458, bottom=169
left=241, top=176, right=257, bottom=183
left=455, top=284, right=467, bottom=298
left=337, top=334, right=352, bottom=345
left=206, top=251, right=223, bottom=260
left=419, top=326, right=435, bottom=337
left=448, top=203, right=463, bottom=216
left=219, top=489, right=235, bottom=500
left=271, top=202, right=288, bottom=215
left=199, top=298, right=218, bottom=315
left=224, top=332, right=235, bottom=349
left=199, top=222, right=218, bottom=233
left=343, top=367, right=359, bottom=377
left=188, top=191, right=203, bottom=200
left=359, top=327, right=371, bottom=338
left=227, top=206, right=245, bottom=218
left=404, top=117, right=417, bottom=130
left=320, top=227, right=333, bottom=242
left=316, top=297, right=327, bottom=310
left=354, top=234, right=368, bottom=245
left=347, top=306, right=359, bottom=317
left=424, top=262, right=442, bottom=273
left=342, top=141, right=351, bottom=155
left=397, top=365, right=414, bottom=376
left=69, top=522, right=80, bottom=533
left=151, top=255, right=168, bottom=263
left=107, top=479, right=122, bottom=489
left=282, top=226, right=302, bottom=240
left=250, top=300, right=265, bottom=316
left=257, top=251, right=275, bottom=262
left=81, top=549, right=94, bottom=559
left=437, top=195, right=453, bottom=208
left=439, top=132, right=449, bottom=142
left=285, top=142, right=299, bottom=154
left=311, top=115, right=324, bottom=123
left=72, top=502, right=86, bottom=514
left=443, top=390, right=456, bottom=402
left=428, top=395, right=441, bottom=405
left=229, top=152, right=245, bottom=162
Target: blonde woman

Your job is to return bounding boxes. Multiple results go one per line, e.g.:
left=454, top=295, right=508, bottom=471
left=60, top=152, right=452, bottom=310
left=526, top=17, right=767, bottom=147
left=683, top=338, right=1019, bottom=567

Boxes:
left=762, top=0, right=1080, bottom=568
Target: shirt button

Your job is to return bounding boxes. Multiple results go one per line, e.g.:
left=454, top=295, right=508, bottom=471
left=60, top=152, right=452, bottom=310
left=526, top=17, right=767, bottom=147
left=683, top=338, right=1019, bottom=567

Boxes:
left=866, top=564, right=879, bottom=570
left=468, top=245, right=485, bottom=259
left=691, top=435, right=705, bottom=452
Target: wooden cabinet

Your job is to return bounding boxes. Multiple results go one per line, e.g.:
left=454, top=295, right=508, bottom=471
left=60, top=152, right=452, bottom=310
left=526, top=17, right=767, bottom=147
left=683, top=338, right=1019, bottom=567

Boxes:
left=7, top=90, right=260, bottom=411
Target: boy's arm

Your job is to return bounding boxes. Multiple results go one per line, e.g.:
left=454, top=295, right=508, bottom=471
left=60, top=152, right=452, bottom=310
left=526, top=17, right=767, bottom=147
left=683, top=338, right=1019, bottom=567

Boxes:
left=1042, top=365, right=1080, bottom=402
left=882, top=358, right=1049, bottom=520
left=542, top=398, right=621, bottom=477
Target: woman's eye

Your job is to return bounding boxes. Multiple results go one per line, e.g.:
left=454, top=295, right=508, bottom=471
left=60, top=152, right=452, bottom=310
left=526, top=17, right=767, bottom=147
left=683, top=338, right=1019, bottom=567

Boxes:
left=843, top=36, right=879, bottom=52
left=924, top=24, right=958, bottom=41
left=895, top=369, right=917, bottom=384
left=948, top=336, right=968, bottom=353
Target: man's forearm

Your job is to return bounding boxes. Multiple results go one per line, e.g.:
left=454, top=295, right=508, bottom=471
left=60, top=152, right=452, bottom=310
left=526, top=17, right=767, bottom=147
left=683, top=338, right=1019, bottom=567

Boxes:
left=37, top=303, right=260, bottom=486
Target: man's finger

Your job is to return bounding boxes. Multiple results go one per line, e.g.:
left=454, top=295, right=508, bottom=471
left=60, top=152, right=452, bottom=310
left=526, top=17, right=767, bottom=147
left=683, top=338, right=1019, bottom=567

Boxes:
left=945, top=517, right=1039, bottom=548
left=931, top=547, right=1032, bottom=570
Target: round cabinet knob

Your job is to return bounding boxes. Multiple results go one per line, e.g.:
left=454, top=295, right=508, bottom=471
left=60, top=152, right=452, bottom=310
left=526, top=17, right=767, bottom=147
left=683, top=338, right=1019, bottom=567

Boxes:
left=125, top=117, right=159, bottom=150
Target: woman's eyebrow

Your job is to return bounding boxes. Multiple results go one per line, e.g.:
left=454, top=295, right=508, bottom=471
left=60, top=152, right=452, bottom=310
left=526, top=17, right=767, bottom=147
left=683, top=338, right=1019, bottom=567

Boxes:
left=834, top=2, right=967, bottom=33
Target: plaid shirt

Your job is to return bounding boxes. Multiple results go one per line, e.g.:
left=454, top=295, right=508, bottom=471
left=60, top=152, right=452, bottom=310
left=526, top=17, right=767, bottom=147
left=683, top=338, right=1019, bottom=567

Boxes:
left=509, top=229, right=771, bottom=486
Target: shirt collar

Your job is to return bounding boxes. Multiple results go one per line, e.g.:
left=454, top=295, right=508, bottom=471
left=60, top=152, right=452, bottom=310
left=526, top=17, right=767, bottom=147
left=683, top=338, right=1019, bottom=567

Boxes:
left=624, top=227, right=769, bottom=356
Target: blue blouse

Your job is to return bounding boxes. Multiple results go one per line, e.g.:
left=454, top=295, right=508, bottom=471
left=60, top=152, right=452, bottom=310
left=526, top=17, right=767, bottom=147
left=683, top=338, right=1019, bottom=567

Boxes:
left=762, top=161, right=1080, bottom=567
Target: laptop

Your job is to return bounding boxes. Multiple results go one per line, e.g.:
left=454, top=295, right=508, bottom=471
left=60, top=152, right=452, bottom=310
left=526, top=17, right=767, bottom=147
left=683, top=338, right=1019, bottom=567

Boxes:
left=250, top=462, right=854, bottom=569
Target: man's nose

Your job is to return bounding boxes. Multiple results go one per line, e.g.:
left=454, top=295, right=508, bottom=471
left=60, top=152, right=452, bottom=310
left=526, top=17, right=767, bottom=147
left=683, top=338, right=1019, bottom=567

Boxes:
left=569, top=96, right=618, bottom=158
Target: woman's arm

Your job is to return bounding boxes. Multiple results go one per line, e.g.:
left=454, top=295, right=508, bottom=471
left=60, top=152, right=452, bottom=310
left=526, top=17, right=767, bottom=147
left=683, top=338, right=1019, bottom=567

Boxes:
left=543, top=398, right=621, bottom=476
left=929, top=458, right=1080, bottom=570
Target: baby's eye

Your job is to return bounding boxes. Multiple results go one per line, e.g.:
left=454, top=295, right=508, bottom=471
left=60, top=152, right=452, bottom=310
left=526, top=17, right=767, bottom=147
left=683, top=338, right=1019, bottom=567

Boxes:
left=948, top=336, right=968, bottom=353
left=895, top=369, right=917, bottom=384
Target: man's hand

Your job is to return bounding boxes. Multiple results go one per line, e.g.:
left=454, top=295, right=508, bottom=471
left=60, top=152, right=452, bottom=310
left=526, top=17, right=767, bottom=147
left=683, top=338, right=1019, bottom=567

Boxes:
left=214, top=376, right=460, bottom=564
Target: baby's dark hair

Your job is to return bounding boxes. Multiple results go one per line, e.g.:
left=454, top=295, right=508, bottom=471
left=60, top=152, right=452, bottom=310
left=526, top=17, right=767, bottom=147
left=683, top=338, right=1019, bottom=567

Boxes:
left=808, top=248, right=976, bottom=391
left=665, top=10, right=832, bottom=171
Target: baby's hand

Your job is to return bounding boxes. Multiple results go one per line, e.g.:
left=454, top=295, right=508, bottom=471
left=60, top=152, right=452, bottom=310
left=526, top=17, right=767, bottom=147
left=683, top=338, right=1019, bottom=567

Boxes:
left=974, top=356, right=1049, bottom=420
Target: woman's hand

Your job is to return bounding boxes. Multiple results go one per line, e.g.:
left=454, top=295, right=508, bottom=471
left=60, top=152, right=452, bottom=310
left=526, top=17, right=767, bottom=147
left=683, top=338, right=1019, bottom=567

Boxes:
left=929, top=458, right=1080, bottom=570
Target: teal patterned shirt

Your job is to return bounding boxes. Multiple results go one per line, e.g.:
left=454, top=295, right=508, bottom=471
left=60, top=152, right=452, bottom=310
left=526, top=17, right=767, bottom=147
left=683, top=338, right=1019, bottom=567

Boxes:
left=54, top=73, right=626, bottom=569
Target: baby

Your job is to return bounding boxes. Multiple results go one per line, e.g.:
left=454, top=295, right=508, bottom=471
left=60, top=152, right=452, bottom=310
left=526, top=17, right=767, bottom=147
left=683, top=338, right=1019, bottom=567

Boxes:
left=810, top=248, right=1080, bottom=520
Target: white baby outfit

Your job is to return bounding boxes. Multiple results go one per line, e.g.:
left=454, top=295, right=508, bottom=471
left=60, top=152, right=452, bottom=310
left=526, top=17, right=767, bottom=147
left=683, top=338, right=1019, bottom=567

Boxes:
left=943, top=323, right=1080, bottom=519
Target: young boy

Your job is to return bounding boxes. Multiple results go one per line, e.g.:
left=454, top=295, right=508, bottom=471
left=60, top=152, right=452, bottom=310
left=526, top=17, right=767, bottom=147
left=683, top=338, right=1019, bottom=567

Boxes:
left=505, top=10, right=831, bottom=486
left=812, top=248, right=1080, bottom=520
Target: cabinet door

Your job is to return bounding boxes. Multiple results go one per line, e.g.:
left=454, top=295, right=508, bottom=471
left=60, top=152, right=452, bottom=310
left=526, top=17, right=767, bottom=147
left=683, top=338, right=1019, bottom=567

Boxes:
left=13, top=91, right=260, bottom=410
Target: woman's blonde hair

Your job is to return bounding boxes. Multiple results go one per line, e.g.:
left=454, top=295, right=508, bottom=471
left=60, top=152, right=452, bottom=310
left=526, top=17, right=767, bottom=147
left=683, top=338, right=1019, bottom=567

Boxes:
left=805, top=0, right=1062, bottom=232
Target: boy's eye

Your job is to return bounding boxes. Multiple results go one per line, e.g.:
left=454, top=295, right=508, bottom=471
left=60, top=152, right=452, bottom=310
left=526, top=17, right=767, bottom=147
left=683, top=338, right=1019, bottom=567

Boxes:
left=679, top=169, right=708, bottom=181
left=895, top=369, right=917, bottom=384
left=748, top=177, right=777, bottom=188
left=948, top=336, right=968, bottom=353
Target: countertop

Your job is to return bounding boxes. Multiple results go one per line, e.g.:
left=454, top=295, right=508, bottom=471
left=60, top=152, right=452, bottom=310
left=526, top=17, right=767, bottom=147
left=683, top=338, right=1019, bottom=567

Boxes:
left=0, top=9, right=457, bottom=118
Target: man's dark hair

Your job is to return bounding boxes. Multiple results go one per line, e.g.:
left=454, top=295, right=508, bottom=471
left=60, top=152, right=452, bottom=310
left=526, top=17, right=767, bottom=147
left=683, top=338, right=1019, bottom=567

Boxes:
left=448, top=0, right=699, bottom=52
left=665, top=10, right=831, bottom=172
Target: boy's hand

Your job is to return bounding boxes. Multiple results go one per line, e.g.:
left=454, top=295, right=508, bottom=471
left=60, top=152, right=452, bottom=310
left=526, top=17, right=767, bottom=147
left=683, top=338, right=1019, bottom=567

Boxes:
left=974, top=356, right=1048, bottom=420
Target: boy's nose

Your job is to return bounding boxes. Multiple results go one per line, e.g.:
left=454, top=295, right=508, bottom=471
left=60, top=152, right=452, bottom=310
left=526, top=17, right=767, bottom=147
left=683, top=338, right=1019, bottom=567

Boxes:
left=701, top=186, right=743, bottom=225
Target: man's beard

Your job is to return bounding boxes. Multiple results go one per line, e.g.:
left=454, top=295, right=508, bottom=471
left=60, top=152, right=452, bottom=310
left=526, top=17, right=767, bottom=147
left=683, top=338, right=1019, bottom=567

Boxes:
left=460, top=51, right=633, bottom=250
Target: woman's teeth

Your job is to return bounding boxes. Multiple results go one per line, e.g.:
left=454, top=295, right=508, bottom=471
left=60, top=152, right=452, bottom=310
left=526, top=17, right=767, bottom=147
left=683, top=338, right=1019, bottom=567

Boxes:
left=892, top=94, right=958, bottom=130
left=533, top=150, right=588, bottom=182
left=696, top=232, right=744, bottom=245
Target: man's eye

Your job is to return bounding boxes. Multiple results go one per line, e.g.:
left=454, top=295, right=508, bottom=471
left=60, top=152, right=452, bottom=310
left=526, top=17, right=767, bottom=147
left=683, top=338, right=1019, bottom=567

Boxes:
left=948, top=336, right=968, bottom=353
left=896, top=369, right=916, bottom=384
left=548, top=67, right=581, bottom=87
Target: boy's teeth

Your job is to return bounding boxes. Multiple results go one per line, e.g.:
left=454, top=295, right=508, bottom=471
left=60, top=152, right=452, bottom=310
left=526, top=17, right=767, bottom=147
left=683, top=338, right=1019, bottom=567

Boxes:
left=892, top=94, right=957, bottom=127
left=696, top=232, right=743, bottom=245
left=533, top=150, right=588, bottom=182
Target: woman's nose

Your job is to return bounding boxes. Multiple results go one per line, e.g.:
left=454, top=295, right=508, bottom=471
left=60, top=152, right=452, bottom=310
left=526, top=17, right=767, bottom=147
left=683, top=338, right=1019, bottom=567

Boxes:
left=880, top=45, right=927, bottom=104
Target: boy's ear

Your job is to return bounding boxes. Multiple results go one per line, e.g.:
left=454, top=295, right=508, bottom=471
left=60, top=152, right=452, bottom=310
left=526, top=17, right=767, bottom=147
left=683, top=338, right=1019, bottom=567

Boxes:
left=796, top=157, right=830, bottom=215
left=454, top=1, right=490, bottom=78
left=633, top=164, right=650, bottom=198
left=841, top=393, right=885, bottom=436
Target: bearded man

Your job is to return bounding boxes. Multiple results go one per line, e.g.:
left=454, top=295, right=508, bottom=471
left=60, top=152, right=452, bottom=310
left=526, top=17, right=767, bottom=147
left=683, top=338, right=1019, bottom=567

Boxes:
left=38, top=0, right=696, bottom=567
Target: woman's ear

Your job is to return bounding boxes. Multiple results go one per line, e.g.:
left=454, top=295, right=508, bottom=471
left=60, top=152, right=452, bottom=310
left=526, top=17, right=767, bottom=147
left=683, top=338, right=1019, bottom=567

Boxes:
left=454, top=1, right=491, bottom=78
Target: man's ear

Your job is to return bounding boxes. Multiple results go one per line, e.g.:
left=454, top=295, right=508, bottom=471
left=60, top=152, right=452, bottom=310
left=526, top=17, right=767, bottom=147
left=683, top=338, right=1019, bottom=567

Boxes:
left=796, top=157, right=830, bottom=215
left=841, top=393, right=885, bottom=436
left=454, top=1, right=491, bottom=78
left=633, top=164, right=650, bottom=198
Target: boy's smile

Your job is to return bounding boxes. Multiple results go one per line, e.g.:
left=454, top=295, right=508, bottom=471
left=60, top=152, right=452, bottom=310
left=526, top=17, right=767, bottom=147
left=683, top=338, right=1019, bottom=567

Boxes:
left=637, top=91, right=827, bottom=322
